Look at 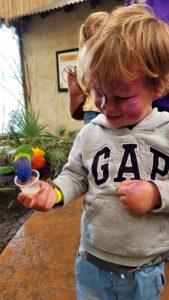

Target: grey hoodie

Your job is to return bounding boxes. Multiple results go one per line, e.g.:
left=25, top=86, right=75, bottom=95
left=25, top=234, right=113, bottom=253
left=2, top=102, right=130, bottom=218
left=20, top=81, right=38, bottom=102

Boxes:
left=54, top=108, right=169, bottom=267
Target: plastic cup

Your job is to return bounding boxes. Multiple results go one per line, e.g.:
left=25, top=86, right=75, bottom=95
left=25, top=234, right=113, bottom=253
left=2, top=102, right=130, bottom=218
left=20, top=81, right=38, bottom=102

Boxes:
left=14, top=169, right=40, bottom=195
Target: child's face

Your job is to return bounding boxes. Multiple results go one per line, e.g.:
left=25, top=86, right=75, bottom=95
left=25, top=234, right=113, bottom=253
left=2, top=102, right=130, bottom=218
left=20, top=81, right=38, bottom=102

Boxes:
left=91, top=77, right=156, bottom=128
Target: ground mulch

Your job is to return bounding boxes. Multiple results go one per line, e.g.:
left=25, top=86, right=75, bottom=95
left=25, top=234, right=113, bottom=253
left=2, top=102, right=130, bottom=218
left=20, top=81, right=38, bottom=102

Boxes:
left=0, top=173, right=34, bottom=253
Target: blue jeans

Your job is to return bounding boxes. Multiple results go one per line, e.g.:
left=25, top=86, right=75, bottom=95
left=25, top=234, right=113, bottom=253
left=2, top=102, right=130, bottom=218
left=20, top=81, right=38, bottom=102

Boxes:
left=83, top=111, right=100, bottom=125
left=75, top=252, right=165, bottom=300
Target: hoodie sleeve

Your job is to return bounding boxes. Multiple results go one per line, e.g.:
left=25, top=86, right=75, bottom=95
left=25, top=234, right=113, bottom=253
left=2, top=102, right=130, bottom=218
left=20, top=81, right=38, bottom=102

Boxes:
left=53, top=131, right=88, bottom=205
left=151, top=180, right=169, bottom=213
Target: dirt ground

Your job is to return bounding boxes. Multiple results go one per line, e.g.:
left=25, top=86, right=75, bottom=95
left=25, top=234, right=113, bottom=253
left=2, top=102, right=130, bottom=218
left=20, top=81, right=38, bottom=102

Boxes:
left=0, top=172, right=33, bottom=253
left=0, top=188, right=34, bottom=254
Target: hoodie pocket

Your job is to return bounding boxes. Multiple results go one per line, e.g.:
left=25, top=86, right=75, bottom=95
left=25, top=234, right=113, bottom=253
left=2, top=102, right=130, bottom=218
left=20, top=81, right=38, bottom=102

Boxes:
left=85, top=195, right=169, bottom=256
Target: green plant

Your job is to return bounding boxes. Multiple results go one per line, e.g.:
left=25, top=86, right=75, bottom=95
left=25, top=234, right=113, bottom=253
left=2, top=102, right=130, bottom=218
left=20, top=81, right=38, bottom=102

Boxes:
left=8, top=126, right=21, bottom=146
left=0, top=105, right=79, bottom=206
left=27, top=126, right=78, bottom=178
left=8, top=108, right=46, bottom=140
left=0, top=119, right=78, bottom=180
left=0, top=166, right=14, bottom=174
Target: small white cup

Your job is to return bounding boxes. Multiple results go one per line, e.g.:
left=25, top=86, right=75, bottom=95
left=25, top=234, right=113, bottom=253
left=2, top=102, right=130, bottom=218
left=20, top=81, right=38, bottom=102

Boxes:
left=14, top=169, right=40, bottom=195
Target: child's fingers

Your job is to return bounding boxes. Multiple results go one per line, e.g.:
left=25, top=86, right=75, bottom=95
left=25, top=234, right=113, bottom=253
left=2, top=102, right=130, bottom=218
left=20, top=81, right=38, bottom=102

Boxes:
left=41, top=196, right=54, bottom=211
left=118, top=180, right=141, bottom=195
left=18, top=192, right=33, bottom=203
left=117, top=180, right=133, bottom=195
left=119, top=195, right=135, bottom=213
left=119, top=195, right=129, bottom=207
left=17, top=190, right=45, bottom=209
left=17, top=193, right=34, bottom=208
left=22, top=198, right=35, bottom=209
left=118, top=180, right=134, bottom=187
left=117, top=185, right=129, bottom=196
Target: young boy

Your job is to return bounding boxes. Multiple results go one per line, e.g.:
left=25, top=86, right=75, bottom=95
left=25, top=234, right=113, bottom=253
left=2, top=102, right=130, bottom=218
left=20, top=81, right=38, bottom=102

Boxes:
left=18, top=4, right=169, bottom=300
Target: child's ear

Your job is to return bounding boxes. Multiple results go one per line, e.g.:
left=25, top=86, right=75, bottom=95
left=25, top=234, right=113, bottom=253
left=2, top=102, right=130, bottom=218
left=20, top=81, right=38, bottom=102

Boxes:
left=152, top=82, right=166, bottom=100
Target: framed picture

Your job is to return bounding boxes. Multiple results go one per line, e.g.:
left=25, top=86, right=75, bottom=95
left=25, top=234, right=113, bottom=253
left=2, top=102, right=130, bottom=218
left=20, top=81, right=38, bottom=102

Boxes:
left=56, top=48, right=79, bottom=92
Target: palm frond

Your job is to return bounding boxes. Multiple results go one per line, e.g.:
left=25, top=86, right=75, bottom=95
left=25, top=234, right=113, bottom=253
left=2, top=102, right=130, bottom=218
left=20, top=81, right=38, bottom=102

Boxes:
left=8, top=126, right=21, bottom=146
left=17, top=109, right=46, bottom=137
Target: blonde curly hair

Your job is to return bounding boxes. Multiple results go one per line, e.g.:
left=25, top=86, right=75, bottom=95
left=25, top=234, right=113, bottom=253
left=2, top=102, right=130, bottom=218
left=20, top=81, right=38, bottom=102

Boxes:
left=82, top=4, right=169, bottom=95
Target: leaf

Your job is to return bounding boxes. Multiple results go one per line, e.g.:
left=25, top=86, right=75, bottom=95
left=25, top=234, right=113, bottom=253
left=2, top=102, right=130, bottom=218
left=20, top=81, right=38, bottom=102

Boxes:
left=0, top=187, right=15, bottom=193
left=0, top=166, right=14, bottom=174
left=8, top=199, right=15, bottom=209
left=18, top=109, right=47, bottom=137
left=8, top=126, right=21, bottom=146
left=8, top=108, right=47, bottom=140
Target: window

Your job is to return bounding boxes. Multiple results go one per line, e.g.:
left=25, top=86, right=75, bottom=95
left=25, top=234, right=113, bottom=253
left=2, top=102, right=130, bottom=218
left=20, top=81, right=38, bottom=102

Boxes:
left=0, top=24, right=24, bottom=135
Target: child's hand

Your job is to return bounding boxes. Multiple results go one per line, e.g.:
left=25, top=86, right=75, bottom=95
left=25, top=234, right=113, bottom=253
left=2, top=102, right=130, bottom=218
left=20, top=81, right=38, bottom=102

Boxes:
left=117, top=180, right=161, bottom=216
left=17, top=180, right=57, bottom=212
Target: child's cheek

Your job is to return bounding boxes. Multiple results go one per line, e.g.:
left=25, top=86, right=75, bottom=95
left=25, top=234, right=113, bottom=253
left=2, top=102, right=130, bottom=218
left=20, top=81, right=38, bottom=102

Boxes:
left=124, top=97, right=141, bottom=119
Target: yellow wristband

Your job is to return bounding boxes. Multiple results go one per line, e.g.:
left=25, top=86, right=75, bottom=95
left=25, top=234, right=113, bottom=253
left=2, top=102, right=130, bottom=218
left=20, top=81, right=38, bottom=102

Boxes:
left=54, top=187, right=63, bottom=204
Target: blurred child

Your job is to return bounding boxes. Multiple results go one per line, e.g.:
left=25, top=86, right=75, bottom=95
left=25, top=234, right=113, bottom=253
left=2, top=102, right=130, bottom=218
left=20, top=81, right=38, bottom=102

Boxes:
left=69, top=11, right=109, bottom=124
left=18, top=4, right=169, bottom=300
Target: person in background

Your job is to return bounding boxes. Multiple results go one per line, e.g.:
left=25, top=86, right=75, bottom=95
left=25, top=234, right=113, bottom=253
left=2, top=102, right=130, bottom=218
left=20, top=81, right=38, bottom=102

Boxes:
left=18, top=4, right=169, bottom=300
left=125, top=0, right=169, bottom=112
left=70, top=11, right=109, bottom=124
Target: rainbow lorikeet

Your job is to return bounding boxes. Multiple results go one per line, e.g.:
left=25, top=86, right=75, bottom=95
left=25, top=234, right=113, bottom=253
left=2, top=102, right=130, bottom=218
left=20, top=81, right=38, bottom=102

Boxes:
left=14, top=145, right=49, bottom=182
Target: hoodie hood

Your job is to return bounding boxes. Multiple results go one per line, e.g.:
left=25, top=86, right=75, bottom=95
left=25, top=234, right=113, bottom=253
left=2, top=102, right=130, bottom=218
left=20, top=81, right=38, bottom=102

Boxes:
left=90, top=108, right=169, bottom=133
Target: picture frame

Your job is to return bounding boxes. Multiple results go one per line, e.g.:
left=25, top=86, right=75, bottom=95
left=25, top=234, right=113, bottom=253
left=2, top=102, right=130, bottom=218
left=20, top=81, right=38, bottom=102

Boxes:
left=56, top=48, right=79, bottom=92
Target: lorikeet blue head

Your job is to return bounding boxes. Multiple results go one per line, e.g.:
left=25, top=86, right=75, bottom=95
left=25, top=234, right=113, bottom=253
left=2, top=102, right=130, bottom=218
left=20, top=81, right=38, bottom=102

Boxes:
left=14, top=145, right=33, bottom=182
left=14, top=156, right=32, bottom=182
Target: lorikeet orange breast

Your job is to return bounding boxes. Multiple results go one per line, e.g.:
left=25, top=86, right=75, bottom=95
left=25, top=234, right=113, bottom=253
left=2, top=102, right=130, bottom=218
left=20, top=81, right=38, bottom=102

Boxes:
left=31, top=147, right=46, bottom=169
